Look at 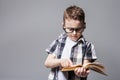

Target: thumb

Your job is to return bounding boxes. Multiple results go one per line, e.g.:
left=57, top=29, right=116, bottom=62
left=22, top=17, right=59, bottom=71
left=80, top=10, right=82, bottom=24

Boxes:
left=68, top=59, right=73, bottom=66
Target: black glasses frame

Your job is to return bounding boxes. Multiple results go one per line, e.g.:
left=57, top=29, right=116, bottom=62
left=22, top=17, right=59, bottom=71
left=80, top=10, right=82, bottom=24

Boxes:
left=63, top=27, right=84, bottom=33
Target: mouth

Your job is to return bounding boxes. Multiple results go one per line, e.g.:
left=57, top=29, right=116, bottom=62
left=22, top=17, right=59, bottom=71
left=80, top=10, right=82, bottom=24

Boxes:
left=71, top=36, right=78, bottom=38
left=71, top=36, right=78, bottom=40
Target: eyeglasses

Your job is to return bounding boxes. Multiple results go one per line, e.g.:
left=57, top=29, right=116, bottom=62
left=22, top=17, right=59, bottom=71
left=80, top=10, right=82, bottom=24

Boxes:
left=63, top=27, right=84, bottom=33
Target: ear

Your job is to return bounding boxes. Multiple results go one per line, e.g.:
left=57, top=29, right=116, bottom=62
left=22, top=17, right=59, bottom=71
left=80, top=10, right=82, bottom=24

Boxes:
left=62, top=22, right=66, bottom=27
left=62, top=22, right=64, bottom=26
left=84, top=22, right=86, bottom=29
left=62, top=22, right=65, bottom=28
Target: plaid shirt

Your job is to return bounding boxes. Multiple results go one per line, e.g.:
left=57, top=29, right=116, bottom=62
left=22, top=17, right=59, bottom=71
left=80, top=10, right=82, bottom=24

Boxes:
left=46, top=33, right=97, bottom=80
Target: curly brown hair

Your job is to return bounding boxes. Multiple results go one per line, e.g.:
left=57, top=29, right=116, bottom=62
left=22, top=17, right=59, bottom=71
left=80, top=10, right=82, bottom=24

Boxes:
left=63, top=5, right=86, bottom=28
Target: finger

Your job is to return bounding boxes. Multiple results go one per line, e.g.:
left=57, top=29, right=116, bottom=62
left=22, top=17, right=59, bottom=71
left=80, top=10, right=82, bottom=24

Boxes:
left=86, top=69, right=90, bottom=75
left=75, top=67, right=80, bottom=73
left=68, top=59, right=73, bottom=66
left=76, top=67, right=86, bottom=77
left=65, top=59, right=71, bottom=67
left=81, top=68, right=89, bottom=77
left=75, top=67, right=82, bottom=75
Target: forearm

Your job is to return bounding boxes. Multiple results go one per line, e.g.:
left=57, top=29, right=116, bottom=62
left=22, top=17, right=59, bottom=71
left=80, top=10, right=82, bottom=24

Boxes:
left=45, top=58, right=61, bottom=68
left=44, top=54, right=73, bottom=68
left=83, top=59, right=91, bottom=65
left=44, top=54, right=61, bottom=68
left=74, top=59, right=91, bottom=78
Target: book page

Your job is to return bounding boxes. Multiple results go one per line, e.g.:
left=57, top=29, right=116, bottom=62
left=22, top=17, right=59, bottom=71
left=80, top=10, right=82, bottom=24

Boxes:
left=61, top=62, right=107, bottom=76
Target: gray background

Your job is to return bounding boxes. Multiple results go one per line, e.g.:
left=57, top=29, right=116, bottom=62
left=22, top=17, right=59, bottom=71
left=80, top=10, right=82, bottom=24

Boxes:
left=0, top=0, right=120, bottom=80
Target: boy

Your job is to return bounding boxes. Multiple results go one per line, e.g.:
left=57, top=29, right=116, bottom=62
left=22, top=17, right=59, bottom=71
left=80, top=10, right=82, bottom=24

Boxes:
left=44, top=5, right=97, bottom=80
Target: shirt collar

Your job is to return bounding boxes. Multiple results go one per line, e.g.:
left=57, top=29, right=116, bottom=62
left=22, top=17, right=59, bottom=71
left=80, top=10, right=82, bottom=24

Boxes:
left=58, top=32, right=86, bottom=44
left=77, top=35, right=86, bottom=44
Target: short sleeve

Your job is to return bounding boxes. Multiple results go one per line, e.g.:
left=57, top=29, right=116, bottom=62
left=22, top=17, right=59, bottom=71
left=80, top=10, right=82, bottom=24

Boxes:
left=84, top=43, right=97, bottom=62
left=45, top=39, right=59, bottom=55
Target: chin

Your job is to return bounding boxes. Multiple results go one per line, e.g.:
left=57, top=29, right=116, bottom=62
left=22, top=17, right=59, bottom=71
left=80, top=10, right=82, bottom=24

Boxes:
left=71, top=38, right=78, bottom=42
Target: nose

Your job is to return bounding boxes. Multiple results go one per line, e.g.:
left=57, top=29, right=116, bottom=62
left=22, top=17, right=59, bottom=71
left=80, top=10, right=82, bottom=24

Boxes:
left=73, top=30, right=77, bottom=34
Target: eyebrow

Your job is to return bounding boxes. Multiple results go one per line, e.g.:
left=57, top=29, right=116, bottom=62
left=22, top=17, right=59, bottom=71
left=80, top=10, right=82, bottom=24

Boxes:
left=66, top=27, right=83, bottom=29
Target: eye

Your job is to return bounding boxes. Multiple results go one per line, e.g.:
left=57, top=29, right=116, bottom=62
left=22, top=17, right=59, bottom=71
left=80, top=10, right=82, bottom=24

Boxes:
left=69, top=28, right=74, bottom=31
left=76, top=28, right=81, bottom=31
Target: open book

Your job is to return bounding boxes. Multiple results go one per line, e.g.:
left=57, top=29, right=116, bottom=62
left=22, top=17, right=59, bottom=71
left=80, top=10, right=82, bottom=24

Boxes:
left=61, top=62, right=107, bottom=76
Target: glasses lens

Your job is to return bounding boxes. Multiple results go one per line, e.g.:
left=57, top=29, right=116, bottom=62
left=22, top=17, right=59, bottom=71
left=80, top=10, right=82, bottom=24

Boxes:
left=66, top=28, right=74, bottom=33
left=64, top=27, right=83, bottom=33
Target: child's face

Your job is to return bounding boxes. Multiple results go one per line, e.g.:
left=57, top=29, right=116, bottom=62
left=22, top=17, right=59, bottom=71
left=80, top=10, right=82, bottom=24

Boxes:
left=63, top=19, right=85, bottom=42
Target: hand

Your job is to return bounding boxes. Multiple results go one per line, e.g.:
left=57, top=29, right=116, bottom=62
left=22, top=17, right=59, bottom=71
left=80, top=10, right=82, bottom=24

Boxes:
left=60, top=59, right=73, bottom=68
left=74, top=67, right=90, bottom=77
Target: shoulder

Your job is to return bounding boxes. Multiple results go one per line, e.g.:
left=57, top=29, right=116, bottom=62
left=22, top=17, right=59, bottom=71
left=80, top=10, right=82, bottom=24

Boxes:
left=82, top=37, right=95, bottom=48
left=48, top=33, right=67, bottom=47
left=56, top=32, right=67, bottom=43
left=84, top=40, right=96, bottom=53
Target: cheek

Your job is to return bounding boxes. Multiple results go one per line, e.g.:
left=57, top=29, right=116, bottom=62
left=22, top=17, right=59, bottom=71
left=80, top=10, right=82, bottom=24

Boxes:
left=66, top=34, right=73, bottom=40
left=66, top=33, right=70, bottom=37
left=67, top=33, right=82, bottom=37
